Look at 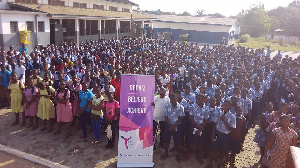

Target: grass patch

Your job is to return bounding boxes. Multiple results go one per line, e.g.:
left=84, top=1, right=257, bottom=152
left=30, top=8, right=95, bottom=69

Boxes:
left=234, top=36, right=300, bottom=53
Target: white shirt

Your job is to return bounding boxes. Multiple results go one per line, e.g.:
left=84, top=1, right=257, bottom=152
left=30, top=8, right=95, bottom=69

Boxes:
left=14, top=65, right=26, bottom=83
left=153, top=95, right=170, bottom=122
left=101, top=85, right=115, bottom=93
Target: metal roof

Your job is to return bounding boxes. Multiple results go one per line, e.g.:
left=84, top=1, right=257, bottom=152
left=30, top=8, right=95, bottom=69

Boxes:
left=9, top=3, right=152, bottom=19
left=153, top=15, right=237, bottom=26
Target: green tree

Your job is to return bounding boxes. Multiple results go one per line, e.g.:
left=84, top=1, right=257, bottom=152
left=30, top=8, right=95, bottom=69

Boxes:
left=195, top=9, right=205, bottom=17
left=269, top=0, right=300, bottom=36
left=238, top=4, right=278, bottom=37
left=179, top=11, right=192, bottom=16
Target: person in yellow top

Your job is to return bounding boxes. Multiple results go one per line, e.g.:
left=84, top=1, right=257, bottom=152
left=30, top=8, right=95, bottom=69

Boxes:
left=8, top=72, right=25, bottom=126
left=37, top=82, right=55, bottom=133
left=32, top=69, right=43, bottom=86
left=88, top=84, right=104, bottom=144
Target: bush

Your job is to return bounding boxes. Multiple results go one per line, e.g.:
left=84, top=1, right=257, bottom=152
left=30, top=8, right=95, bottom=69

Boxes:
left=239, top=34, right=251, bottom=43
left=179, top=34, right=189, bottom=41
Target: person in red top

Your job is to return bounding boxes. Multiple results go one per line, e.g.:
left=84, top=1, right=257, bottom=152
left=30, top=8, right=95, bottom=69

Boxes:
left=103, top=92, right=120, bottom=149
left=110, top=72, right=121, bottom=101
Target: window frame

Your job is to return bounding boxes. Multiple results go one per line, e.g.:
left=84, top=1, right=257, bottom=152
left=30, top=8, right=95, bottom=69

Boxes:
left=38, top=21, right=45, bottom=32
left=10, top=21, right=18, bottom=33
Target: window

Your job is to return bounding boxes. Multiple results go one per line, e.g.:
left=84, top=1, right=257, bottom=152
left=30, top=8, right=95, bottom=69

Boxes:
left=48, top=0, right=65, bottom=6
left=86, top=20, right=98, bottom=35
left=15, top=0, right=38, bottom=3
left=93, top=4, right=104, bottom=10
left=73, top=2, right=87, bottom=8
left=122, top=8, right=130, bottom=13
left=86, top=20, right=91, bottom=35
left=79, top=19, right=85, bottom=36
left=38, top=21, right=45, bottom=32
left=120, top=21, right=130, bottom=33
left=10, top=21, right=18, bottom=33
left=62, top=19, right=75, bottom=37
left=101, top=20, right=104, bottom=34
left=109, top=6, right=118, bottom=12
left=26, top=21, right=34, bottom=31
left=105, top=20, right=116, bottom=34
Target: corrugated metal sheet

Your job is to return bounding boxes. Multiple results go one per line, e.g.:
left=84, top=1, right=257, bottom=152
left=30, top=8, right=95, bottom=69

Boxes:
left=9, top=2, right=152, bottom=19
left=153, top=15, right=237, bottom=26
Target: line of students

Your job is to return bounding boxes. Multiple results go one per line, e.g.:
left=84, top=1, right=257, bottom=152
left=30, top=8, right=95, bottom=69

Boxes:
left=154, top=86, right=246, bottom=167
left=8, top=72, right=120, bottom=148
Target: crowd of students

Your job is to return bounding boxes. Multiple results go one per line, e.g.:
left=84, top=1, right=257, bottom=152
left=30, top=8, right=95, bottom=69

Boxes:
left=0, top=37, right=299, bottom=168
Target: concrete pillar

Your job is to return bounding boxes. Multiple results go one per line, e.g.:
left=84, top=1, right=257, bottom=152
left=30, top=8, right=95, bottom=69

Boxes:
left=99, top=20, right=101, bottom=39
left=75, top=18, right=79, bottom=46
left=116, top=19, right=119, bottom=39
left=103, top=20, right=106, bottom=39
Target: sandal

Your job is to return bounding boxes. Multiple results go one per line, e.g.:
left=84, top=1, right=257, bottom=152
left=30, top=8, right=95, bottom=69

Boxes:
left=176, top=155, right=182, bottom=163
left=183, top=154, right=192, bottom=161
left=40, top=127, right=47, bottom=131
left=94, top=140, right=100, bottom=144
left=53, top=131, right=61, bottom=135
left=32, top=125, right=38, bottom=130
left=64, top=133, right=71, bottom=139
left=11, top=121, right=19, bottom=126
left=20, top=122, right=26, bottom=127
left=26, top=124, right=33, bottom=128
left=197, top=157, right=204, bottom=164
left=160, top=154, right=169, bottom=160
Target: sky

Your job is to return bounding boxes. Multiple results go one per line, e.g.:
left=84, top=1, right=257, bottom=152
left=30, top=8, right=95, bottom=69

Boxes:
left=130, top=0, right=292, bottom=17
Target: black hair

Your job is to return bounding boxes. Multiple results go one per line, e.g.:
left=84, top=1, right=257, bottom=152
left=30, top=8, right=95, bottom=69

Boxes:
left=279, top=115, right=290, bottom=121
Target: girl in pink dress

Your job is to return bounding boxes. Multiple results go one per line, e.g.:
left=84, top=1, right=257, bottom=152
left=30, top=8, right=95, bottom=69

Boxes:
left=23, top=78, right=39, bottom=130
left=54, top=82, right=73, bottom=139
left=264, top=115, right=298, bottom=168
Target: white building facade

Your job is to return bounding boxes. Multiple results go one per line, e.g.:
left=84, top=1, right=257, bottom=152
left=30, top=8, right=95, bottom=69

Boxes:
left=0, top=0, right=152, bottom=51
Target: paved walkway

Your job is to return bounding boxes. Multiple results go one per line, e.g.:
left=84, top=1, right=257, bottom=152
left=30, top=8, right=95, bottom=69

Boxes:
left=0, top=151, right=46, bottom=168
left=0, top=109, right=262, bottom=168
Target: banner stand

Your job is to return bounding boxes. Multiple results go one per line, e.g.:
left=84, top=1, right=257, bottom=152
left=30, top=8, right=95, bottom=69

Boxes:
left=117, top=75, right=155, bottom=168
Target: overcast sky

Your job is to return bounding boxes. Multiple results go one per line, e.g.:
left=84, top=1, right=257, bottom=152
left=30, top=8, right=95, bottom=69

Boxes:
left=130, top=0, right=291, bottom=17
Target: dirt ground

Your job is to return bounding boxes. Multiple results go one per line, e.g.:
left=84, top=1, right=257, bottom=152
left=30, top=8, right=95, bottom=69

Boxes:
left=0, top=109, right=262, bottom=168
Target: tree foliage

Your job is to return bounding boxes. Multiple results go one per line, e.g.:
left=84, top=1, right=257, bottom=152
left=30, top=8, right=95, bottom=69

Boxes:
left=195, top=9, right=205, bottom=17
left=237, top=4, right=280, bottom=37
left=268, top=0, right=300, bottom=36
left=179, top=11, right=192, bottom=16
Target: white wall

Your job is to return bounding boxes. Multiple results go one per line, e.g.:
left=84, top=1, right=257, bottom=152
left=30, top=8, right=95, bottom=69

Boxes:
left=153, top=21, right=231, bottom=33
left=0, top=13, right=49, bottom=34
left=0, top=0, right=10, bottom=9
left=0, top=12, right=50, bottom=51
left=60, top=0, right=132, bottom=12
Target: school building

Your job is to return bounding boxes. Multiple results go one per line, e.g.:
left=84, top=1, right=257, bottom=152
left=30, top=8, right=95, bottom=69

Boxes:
left=148, top=15, right=240, bottom=45
left=0, top=0, right=153, bottom=51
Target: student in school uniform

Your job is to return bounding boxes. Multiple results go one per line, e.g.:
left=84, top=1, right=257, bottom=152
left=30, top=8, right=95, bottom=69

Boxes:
left=54, top=82, right=73, bottom=139
left=23, top=78, right=39, bottom=129
left=9, top=72, right=25, bottom=126
left=175, top=89, right=190, bottom=151
left=160, top=93, right=184, bottom=162
left=188, top=94, right=209, bottom=164
left=229, top=106, right=247, bottom=168
left=32, top=69, right=43, bottom=86
left=209, top=101, right=236, bottom=168
left=37, top=82, right=55, bottom=133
